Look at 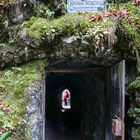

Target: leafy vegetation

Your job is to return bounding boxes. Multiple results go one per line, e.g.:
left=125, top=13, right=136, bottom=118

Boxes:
left=0, top=42, right=6, bottom=48
left=132, top=127, right=140, bottom=140
left=22, top=3, right=140, bottom=46
left=0, top=0, right=16, bottom=7
left=20, top=2, right=140, bottom=60
left=22, top=13, right=92, bottom=39
left=129, top=77, right=140, bottom=90
left=128, top=76, right=140, bottom=140
left=0, top=60, right=45, bottom=139
left=35, top=3, right=55, bottom=19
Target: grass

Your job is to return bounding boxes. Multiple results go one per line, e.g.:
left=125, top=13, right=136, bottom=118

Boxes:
left=0, top=60, right=45, bottom=139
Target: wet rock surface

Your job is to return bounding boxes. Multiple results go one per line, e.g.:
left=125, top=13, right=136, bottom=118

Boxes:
left=0, top=32, right=122, bottom=69
left=3, top=0, right=39, bottom=26
left=25, top=79, right=44, bottom=140
left=0, top=45, right=46, bottom=68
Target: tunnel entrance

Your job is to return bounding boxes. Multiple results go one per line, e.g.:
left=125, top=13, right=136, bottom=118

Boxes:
left=44, top=60, right=125, bottom=140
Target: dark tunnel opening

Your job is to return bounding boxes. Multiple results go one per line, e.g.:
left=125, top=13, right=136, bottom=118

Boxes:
left=45, top=71, right=109, bottom=140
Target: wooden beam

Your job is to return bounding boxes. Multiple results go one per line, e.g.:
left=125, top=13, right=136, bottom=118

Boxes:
left=47, top=67, right=107, bottom=73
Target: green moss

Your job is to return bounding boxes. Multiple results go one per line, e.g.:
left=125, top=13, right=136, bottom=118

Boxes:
left=121, top=2, right=138, bottom=14
left=52, top=13, right=92, bottom=33
left=21, top=3, right=140, bottom=53
left=132, top=127, right=140, bottom=140
left=129, top=77, right=140, bottom=90
left=23, top=17, right=50, bottom=38
left=35, top=3, right=55, bottom=19
left=0, top=60, right=45, bottom=139
left=22, top=13, right=94, bottom=39
left=119, top=4, right=140, bottom=49
left=0, top=0, right=16, bottom=6
left=128, top=104, right=140, bottom=116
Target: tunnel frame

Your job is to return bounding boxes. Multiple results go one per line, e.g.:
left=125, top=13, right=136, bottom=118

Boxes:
left=43, top=60, right=125, bottom=140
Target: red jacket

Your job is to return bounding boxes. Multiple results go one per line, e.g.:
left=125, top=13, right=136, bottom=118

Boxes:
left=64, top=91, right=69, bottom=100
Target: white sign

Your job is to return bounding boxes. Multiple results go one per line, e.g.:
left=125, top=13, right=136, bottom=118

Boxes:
left=67, top=0, right=106, bottom=13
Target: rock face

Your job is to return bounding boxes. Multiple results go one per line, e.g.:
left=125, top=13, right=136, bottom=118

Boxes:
left=0, top=45, right=46, bottom=68
left=25, top=79, right=44, bottom=140
left=0, top=0, right=43, bottom=69
left=0, top=2, right=138, bottom=69
left=0, top=30, right=122, bottom=68
left=2, top=0, right=39, bottom=26
left=128, top=78, right=140, bottom=140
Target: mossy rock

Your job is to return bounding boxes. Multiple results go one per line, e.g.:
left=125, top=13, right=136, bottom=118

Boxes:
left=0, top=60, right=45, bottom=139
left=129, top=77, right=140, bottom=90
left=22, top=13, right=94, bottom=39
left=132, top=127, right=140, bottom=140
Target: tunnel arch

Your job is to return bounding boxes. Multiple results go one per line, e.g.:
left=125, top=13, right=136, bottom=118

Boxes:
left=44, top=59, right=110, bottom=140
left=43, top=59, right=125, bottom=140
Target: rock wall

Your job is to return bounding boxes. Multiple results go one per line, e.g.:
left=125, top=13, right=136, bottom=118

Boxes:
left=127, top=77, right=140, bottom=140
left=25, top=79, right=44, bottom=140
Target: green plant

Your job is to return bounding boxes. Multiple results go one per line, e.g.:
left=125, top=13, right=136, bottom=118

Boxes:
left=132, top=127, right=140, bottom=140
left=60, top=0, right=67, bottom=14
left=0, top=60, right=45, bottom=139
left=129, top=77, right=140, bottom=90
left=107, top=2, right=116, bottom=9
left=0, top=0, right=16, bottom=7
left=0, top=131, right=12, bottom=140
left=36, top=4, right=54, bottom=19
left=23, top=13, right=93, bottom=39
left=8, top=38, right=16, bottom=45
left=0, top=42, right=5, bottom=48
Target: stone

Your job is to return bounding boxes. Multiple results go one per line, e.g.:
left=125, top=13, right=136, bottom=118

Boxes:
left=25, top=80, right=44, bottom=140
left=61, top=36, right=77, bottom=44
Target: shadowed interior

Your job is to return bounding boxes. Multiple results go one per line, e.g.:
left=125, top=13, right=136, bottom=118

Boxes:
left=45, top=71, right=110, bottom=140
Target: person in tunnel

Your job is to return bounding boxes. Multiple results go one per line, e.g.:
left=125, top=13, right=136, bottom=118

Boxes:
left=51, top=87, right=71, bottom=131
left=63, top=90, right=70, bottom=106
left=62, top=89, right=71, bottom=111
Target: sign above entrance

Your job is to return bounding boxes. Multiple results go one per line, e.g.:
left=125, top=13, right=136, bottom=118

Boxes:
left=67, top=0, right=107, bottom=13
